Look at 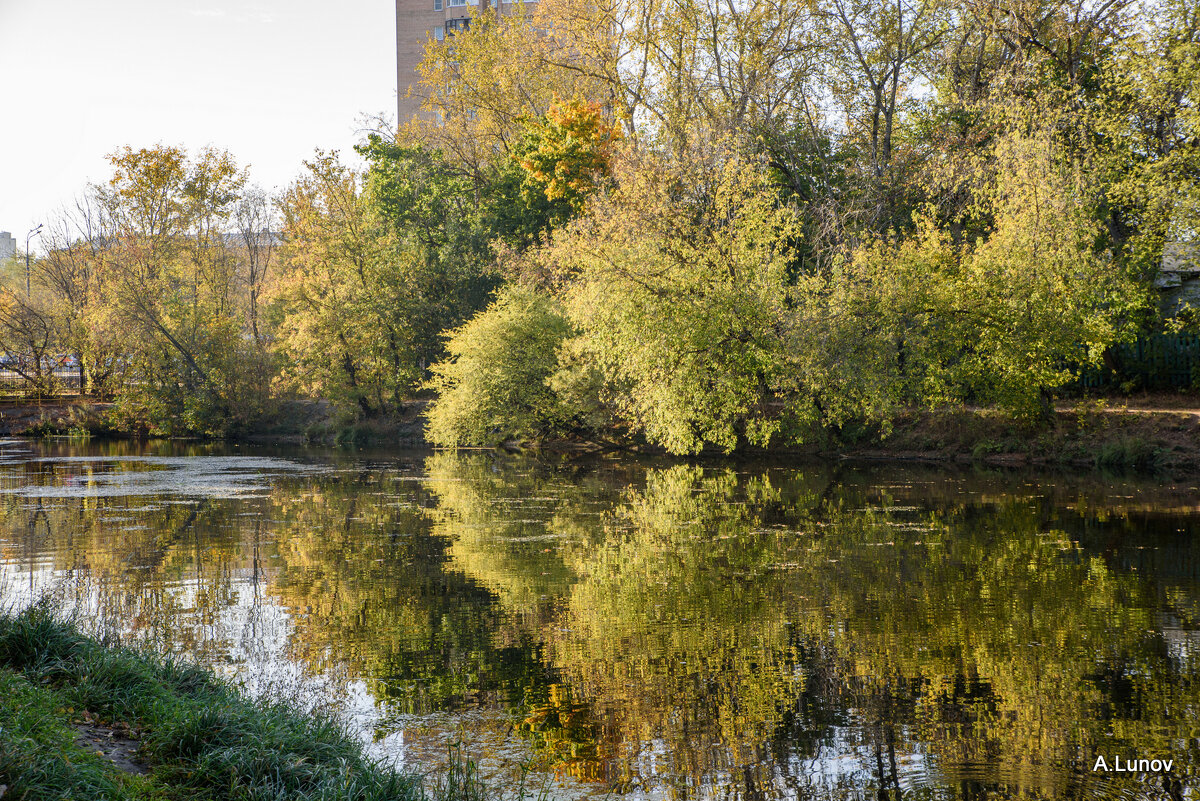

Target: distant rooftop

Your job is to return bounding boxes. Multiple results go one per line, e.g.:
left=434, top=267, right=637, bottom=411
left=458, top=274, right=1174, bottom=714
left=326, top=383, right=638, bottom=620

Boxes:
left=1157, top=243, right=1200, bottom=317
left=1161, top=242, right=1200, bottom=275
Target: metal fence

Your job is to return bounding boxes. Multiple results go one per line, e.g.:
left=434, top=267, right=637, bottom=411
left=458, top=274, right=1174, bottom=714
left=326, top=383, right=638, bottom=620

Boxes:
left=0, top=368, right=83, bottom=398
left=1077, top=333, right=1200, bottom=389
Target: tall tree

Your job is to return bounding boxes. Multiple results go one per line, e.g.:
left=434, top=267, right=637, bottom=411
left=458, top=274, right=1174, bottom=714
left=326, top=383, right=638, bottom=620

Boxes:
left=94, top=145, right=269, bottom=433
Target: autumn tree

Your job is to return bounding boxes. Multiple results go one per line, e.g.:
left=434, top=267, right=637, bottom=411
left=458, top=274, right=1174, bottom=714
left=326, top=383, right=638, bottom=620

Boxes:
left=91, top=145, right=276, bottom=433
left=405, top=1, right=614, bottom=186
left=0, top=290, right=62, bottom=396
left=272, top=152, right=403, bottom=417
left=548, top=153, right=804, bottom=453
left=233, top=186, right=277, bottom=345
left=516, top=98, right=622, bottom=215
left=35, top=199, right=132, bottom=396
left=272, top=145, right=495, bottom=419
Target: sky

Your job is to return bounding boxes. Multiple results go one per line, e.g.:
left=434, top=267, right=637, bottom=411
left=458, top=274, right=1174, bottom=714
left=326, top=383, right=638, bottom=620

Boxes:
left=0, top=0, right=398, bottom=251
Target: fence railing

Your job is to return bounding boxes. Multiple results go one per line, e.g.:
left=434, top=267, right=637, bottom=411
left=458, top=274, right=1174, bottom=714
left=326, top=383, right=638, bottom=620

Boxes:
left=1077, top=333, right=1200, bottom=389
left=0, top=368, right=83, bottom=398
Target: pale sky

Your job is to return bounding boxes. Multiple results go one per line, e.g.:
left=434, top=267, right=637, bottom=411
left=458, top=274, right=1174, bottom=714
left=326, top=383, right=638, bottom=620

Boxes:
left=0, top=0, right=398, bottom=251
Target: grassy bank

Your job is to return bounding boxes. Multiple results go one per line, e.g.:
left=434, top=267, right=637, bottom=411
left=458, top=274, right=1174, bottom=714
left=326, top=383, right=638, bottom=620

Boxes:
left=0, top=604, right=462, bottom=801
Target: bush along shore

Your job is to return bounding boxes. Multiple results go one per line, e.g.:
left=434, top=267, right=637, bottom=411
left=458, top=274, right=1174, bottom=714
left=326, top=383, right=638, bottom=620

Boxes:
left=0, top=604, right=452, bottom=801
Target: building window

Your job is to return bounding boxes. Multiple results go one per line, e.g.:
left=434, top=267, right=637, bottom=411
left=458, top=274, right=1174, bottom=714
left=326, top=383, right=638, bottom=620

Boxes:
left=446, top=17, right=470, bottom=33
left=434, top=0, right=443, bottom=9
left=448, top=0, right=467, bottom=7
left=433, top=25, right=444, bottom=39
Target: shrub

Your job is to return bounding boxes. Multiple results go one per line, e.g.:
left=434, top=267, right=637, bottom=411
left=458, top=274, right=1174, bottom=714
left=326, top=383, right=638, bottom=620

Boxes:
left=426, top=285, right=575, bottom=446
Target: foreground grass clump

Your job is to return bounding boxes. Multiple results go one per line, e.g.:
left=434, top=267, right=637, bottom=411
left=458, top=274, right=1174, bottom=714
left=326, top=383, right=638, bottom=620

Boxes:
left=0, top=669, right=146, bottom=800
left=0, top=604, right=425, bottom=801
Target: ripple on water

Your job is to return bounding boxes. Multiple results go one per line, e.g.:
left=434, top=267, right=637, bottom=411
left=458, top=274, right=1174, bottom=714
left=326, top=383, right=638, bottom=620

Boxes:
left=2, top=446, right=1199, bottom=801
left=0, top=454, right=326, bottom=498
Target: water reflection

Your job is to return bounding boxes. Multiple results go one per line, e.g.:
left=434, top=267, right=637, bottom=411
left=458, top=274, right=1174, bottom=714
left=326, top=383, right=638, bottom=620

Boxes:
left=1, top=441, right=1198, bottom=800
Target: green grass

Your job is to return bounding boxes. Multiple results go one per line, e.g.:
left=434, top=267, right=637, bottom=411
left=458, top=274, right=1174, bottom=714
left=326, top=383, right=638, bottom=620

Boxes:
left=0, top=669, right=158, bottom=800
left=0, top=603, right=438, bottom=801
left=1095, top=436, right=1162, bottom=470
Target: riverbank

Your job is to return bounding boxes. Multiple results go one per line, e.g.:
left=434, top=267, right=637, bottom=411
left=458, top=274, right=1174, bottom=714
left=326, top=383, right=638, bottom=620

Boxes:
left=830, top=395, right=1200, bottom=472
left=4, top=393, right=1199, bottom=472
left=0, top=398, right=120, bottom=438
left=0, top=398, right=430, bottom=448
left=527, top=394, right=1200, bottom=472
left=0, top=605, right=465, bottom=801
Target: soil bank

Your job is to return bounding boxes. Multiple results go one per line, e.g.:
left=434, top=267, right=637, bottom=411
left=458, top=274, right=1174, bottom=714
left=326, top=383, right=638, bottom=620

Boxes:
left=4, top=393, right=1199, bottom=473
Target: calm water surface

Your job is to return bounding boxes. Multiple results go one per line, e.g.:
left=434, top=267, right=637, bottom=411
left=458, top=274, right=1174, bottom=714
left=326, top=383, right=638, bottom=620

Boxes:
left=1, top=438, right=1199, bottom=800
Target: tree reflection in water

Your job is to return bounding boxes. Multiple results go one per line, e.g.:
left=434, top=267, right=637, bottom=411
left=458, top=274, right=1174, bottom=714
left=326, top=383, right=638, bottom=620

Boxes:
left=0, top=441, right=1198, bottom=800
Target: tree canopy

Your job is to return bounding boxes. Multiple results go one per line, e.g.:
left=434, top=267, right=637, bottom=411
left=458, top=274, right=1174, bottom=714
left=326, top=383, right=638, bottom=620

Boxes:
left=15, top=0, right=1196, bottom=445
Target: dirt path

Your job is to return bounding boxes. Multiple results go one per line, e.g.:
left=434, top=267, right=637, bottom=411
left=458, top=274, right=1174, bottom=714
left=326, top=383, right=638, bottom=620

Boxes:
left=73, top=721, right=149, bottom=775
left=1058, top=391, right=1200, bottom=416
left=1080, top=406, right=1200, bottom=417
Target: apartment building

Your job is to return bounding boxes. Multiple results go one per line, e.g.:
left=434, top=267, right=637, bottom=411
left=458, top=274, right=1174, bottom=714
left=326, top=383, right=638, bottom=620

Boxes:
left=395, top=0, right=536, bottom=122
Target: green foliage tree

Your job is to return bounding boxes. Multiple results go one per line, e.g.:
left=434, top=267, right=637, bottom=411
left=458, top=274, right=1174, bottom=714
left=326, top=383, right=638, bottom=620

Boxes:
left=549, top=155, right=805, bottom=453
left=272, top=152, right=417, bottom=417
left=950, top=130, right=1141, bottom=414
left=790, top=130, right=1141, bottom=425
left=357, top=137, right=499, bottom=366
left=272, top=143, right=506, bottom=421
left=785, top=220, right=963, bottom=435
left=1093, top=0, right=1200, bottom=283
left=425, top=285, right=575, bottom=446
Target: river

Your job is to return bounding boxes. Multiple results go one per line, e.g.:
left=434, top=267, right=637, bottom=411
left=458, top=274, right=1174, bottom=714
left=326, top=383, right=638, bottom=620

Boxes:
left=0, top=438, right=1197, bottom=800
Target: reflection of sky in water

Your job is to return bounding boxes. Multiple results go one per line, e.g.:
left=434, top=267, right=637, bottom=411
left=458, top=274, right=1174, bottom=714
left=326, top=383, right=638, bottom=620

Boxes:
left=0, top=453, right=326, bottom=498
left=1, top=556, right=574, bottom=799
left=2, top=442, right=1200, bottom=801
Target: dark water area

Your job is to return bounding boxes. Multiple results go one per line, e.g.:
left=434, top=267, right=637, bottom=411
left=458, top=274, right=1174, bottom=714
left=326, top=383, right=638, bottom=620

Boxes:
left=1, top=438, right=1199, bottom=800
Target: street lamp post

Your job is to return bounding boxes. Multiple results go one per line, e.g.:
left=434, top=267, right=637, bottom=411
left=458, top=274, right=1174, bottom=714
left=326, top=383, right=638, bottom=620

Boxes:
left=24, top=224, right=43, bottom=298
